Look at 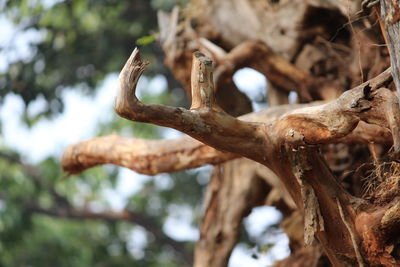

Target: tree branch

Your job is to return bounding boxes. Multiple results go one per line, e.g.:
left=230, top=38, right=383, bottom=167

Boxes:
left=379, top=0, right=400, bottom=156
left=27, top=204, right=192, bottom=264
left=62, top=135, right=236, bottom=175
left=116, top=49, right=394, bottom=160
left=271, top=68, right=393, bottom=146
left=0, top=152, right=192, bottom=264
left=211, top=40, right=315, bottom=102
left=114, top=48, right=269, bottom=164
left=62, top=111, right=391, bottom=176
left=380, top=0, right=400, bottom=95
left=194, top=159, right=269, bottom=267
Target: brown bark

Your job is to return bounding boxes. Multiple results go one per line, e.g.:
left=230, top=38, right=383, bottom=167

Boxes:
left=194, top=157, right=299, bottom=267
left=379, top=0, right=400, bottom=156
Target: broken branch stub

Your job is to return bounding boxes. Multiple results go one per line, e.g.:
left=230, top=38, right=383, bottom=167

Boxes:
left=190, top=52, right=220, bottom=111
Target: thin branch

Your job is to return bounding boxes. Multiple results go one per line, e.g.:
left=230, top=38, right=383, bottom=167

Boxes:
left=0, top=153, right=192, bottom=263
left=27, top=204, right=192, bottom=264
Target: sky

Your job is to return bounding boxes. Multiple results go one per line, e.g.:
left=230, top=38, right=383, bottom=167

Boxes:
left=0, top=8, right=289, bottom=266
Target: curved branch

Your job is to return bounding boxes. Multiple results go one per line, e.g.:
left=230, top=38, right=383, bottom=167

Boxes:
left=212, top=39, right=315, bottom=102
left=27, top=205, right=192, bottom=264
left=62, top=103, right=307, bottom=175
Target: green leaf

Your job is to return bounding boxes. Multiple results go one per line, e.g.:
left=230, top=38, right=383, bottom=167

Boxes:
left=136, top=34, right=156, bottom=46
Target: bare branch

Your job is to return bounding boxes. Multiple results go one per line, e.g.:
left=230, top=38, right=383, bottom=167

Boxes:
left=272, top=68, right=393, bottom=146
left=62, top=135, right=236, bottom=175
left=27, top=205, right=192, bottom=264
left=115, top=49, right=397, bottom=166
left=62, top=105, right=391, bottom=176
left=114, top=48, right=268, bottom=163
left=212, top=40, right=315, bottom=102
left=190, top=52, right=221, bottom=111
left=0, top=153, right=192, bottom=264
left=195, top=159, right=270, bottom=267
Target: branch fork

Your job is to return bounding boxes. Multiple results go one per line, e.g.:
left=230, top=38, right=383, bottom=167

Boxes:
left=114, top=48, right=268, bottom=164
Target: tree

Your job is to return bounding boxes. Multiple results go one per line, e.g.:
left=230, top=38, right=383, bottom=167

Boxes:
left=62, top=0, right=400, bottom=266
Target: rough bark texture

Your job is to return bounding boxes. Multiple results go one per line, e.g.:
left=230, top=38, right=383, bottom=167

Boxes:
left=62, top=0, right=400, bottom=266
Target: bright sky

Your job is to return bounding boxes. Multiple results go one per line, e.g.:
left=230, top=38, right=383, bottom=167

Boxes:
left=0, top=9, right=289, bottom=265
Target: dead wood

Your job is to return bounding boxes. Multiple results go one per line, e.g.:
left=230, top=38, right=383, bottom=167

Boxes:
left=109, top=46, right=398, bottom=265
left=61, top=1, right=400, bottom=266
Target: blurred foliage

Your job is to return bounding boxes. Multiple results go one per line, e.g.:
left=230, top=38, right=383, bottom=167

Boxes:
left=0, top=140, right=206, bottom=266
left=0, top=0, right=210, bottom=266
left=0, top=0, right=187, bottom=120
